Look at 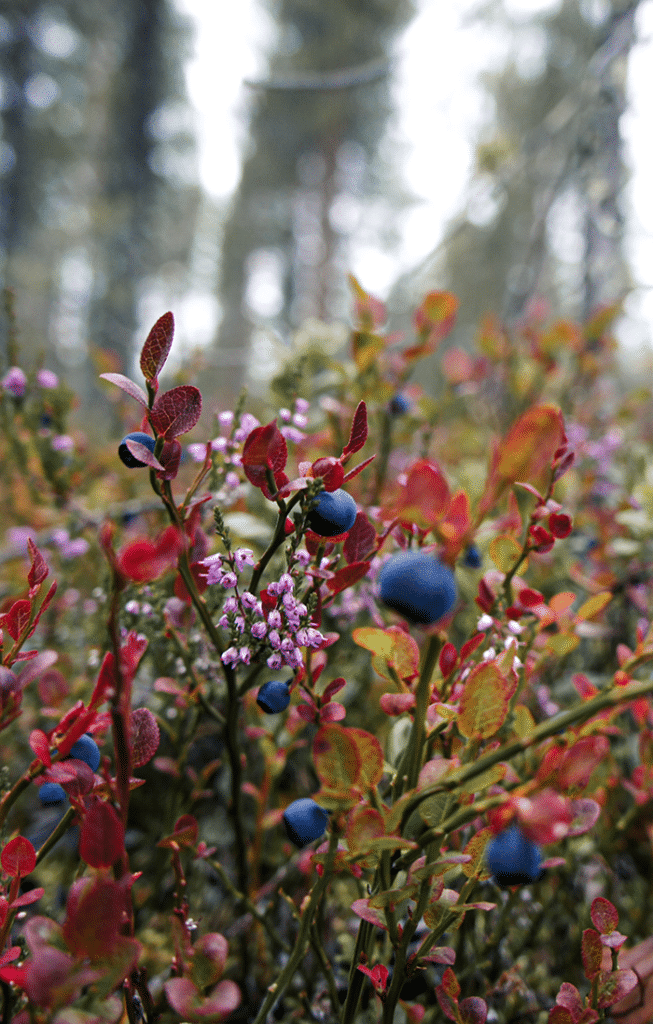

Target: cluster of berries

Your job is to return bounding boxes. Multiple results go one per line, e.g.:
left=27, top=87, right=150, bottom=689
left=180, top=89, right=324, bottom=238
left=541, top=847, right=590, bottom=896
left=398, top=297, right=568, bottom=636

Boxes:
left=38, top=734, right=102, bottom=805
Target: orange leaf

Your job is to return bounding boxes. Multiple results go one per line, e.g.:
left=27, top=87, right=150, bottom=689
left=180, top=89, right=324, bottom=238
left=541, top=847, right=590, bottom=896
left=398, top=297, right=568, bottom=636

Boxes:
left=390, top=459, right=450, bottom=529
left=496, top=404, right=564, bottom=486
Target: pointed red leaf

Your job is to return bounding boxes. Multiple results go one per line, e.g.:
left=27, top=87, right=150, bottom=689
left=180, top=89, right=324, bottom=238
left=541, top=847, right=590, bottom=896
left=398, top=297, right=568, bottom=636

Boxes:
left=27, top=539, right=48, bottom=595
left=100, top=373, right=148, bottom=407
left=342, top=401, right=368, bottom=459
left=29, top=729, right=51, bottom=767
left=90, top=652, right=117, bottom=710
left=150, top=385, right=202, bottom=438
left=79, top=797, right=125, bottom=869
left=2, top=600, right=31, bottom=641
left=242, top=421, right=288, bottom=494
left=123, top=437, right=164, bottom=471
left=343, top=513, right=377, bottom=563
left=140, top=311, right=174, bottom=382
left=156, top=437, right=182, bottom=480
left=11, top=888, right=44, bottom=909
left=342, top=454, right=376, bottom=483
left=1, top=836, right=36, bottom=877
left=326, top=561, right=371, bottom=595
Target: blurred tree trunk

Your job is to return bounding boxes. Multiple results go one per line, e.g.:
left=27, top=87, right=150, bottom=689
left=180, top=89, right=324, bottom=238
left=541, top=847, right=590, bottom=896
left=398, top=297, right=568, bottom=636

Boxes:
left=210, top=0, right=415, bottom=404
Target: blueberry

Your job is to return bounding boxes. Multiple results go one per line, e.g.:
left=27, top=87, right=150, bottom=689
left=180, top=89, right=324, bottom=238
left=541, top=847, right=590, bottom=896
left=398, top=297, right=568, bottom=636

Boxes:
left=68, top=734, right=101, bottom=772
left=307, top=489, right=357, bottom=537
left=257, top=680, right=291, bottom=714
left=389, top=393, right=410, bottom=416
left=39, top=782, right=66, bottom=805
left=463, top=544, right=482, bottom=569
left=486, top=824, right=542, bottom=886
left=283, top=798, right=329, bottom=847
left=378, top=550, right=456, bottom=625
left=118, top=432, right=156, bottom=468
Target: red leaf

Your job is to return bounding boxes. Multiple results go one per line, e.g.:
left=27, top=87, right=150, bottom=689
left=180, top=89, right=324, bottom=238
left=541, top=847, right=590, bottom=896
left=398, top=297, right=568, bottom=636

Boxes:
left=459, top=997, right=488, bottom=1024
left=549, top=512, right=572, bottom=538
left=390, top=459, right=450, bottom=529
left=79, top=797, right=125, bottom=869
left=1, top=836, right=36, bottom=877
left=123, top=437, right=164, bottom=471
left=63, top=878, right=128, bottom=957
left=140, top=311, right=174, bottom=382
left=242, top=421, right=288, bottom=494
left=150, top=385, right=202, bottom=438
left=435, top=988, right=459, bottom=1022
left=130, top=708, right=160, bottom=768
left=460, top=633, right=485, bottom=662
left=156, top=438, right=182, bottom=480
left=165, top=976, right=242, bottom=1022
left=117, top=526, right=184, bottom=584
left=89, top=652, right=117, bottom=710
left=379, top=692, right=416, bottom=716
left=27, top=539, right=48, bottom=595
left=556, top=736, right=609, bottom=790
left=343, top=513, right=377, bottom=563
left=439, top=643, right=458, bottom=677
left=322, top=678, right=346, bottom=701
left=11, top=888, right=44, bottom=909
left=440, top=967, right=461, bottom=1000
left=2, top=600, right=31, bottom=641
left=591, top=896, right=619, bottom=935
left=326, top=561, right=371, bottom=595
left=99, top=373, right=148, bottom=408
left=350, top=898, right=388, bottom=930
left=342, top=453, right=376, bottom=483
left=27, top=580, right=57, bottom=639
left=29, top=729, right=51, bottom=767
left=548, top=1009, right=575, bottom=1024
left=342, top=401, right=368, bottom=460
left=581, top=929, right=603, bottom=980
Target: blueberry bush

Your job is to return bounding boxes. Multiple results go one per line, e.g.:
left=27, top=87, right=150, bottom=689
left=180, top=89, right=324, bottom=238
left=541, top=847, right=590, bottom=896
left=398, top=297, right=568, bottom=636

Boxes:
left=0, top=283, right=652, bottom=1024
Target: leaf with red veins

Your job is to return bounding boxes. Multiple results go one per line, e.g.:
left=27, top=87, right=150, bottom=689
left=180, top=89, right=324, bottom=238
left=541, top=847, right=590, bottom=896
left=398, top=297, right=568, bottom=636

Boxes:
left=140, top=311, right=174, bottom=383
left=100, top=373, right=148, bottom=408
left=79, top=797, right=125, bottom=869
left=343, top=511, right=377, bottom=563
left=1, top=599, right=31, bottom=641
left=1, top=836, right=36, bottom=877
left=242, top=421, right=289, bottom=496
left=150, top=385, right=202, bottom=438
left=591, top=897, right=619, bottom=935
left=342, top=401, right=368, bottom=461
left=311, top=456, right=345, bottom=491
left=29, top=729, right=51, bottom=767
left=326, top=561, right=371, bottom=595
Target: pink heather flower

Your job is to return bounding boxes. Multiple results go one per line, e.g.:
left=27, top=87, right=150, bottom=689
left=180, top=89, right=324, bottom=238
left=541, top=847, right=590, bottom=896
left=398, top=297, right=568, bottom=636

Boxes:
left=187, top=443, right=210, bottom=462
left=251, top=621, right=267, bottom=639
left=267, top=652, right=283, bottom=669
left=234, top=548, right=255, bottom=572
left=220, top=572, right=237, bottom=589
left=223, top=596, right=239, bottom=614
left=297, top=627, right=325, bottom=648
left=292, top=412, right=308, bottom=428
left=2, top=367, right=27, bottom=397
left=278, top=574, right=294, bottom=594
left=211, top=437, right=228, bottom=453
left=295, top=550, right=311, bottom=567
left=221, top=647, right=240, bottom=666
left=280, top=638, right=295, bottom=657
left=240, top=412, right=260, bottom=436
left=238, top=647, right=252, bottom=665
left=295, top=398, right=309, bottom=414
left=282, top=592, right=297, bottom=611
left=206, top=563, right=225, bottom=586
left=218, top=410, right=234, bottom=432
left=268, top=610, right=283, bottom=629
left=218, top=614, right=230, bottom=628
left=234, top=616, right=245, bottom=633
left=36, top=368, right=58, bottom=388
left=240, top=591, right=258, bottom=610
left=225, top=471, right=241, bottom=489
left=268, top=630, right=281, bottom=649
left=279, top=407, right=292, bottom=422
left=59, top=538, right=90, bottom=559
left=284, top=647, right=303, bottom=669
left=52, top=434, right=74, bottom=452
left=279, top=426, right=305, bottom=444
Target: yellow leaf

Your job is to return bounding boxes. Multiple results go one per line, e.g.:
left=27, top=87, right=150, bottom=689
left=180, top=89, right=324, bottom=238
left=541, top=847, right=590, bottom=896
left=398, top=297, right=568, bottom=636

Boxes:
left=575, top=591, right=612, bottom=621
left=461, top=827, right=492, bottom=878
left=489, top=535, right=523, bottom=574
left=512, top=704, right=536, bottom=738
left=546, top=634, right=579, bottom=657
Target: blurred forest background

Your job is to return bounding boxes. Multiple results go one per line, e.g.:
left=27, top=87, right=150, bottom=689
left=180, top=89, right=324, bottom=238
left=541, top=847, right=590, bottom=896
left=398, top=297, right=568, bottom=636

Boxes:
left=0, top=0, right=644, bottom=422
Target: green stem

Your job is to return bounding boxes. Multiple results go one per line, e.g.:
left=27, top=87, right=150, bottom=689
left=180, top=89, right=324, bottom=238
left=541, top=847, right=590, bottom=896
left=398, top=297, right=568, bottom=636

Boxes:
left=251, top=829, right=339, bottom=1024
left=394, top=635, right=442, bottom=799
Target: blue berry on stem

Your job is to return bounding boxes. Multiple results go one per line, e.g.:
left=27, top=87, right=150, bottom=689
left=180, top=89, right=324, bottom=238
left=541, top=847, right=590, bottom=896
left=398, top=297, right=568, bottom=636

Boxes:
left=283, top=798, right=329, bottom=847
left=118, top=432, right=156, bottom=468
left=389, top=393, right=410, bottom=416
left=486, top=824, right=542, bottom=886
left=463, top=544, right=482, bottom=569
left=257, top=680, right=291, bottom=714
left=68, top=734, right=101, bottom=772
left=307, top=489, right=357, bottom=537
left=378, top=550, right=456, bottom=625
left=39, top=782, right=66, bottom=805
